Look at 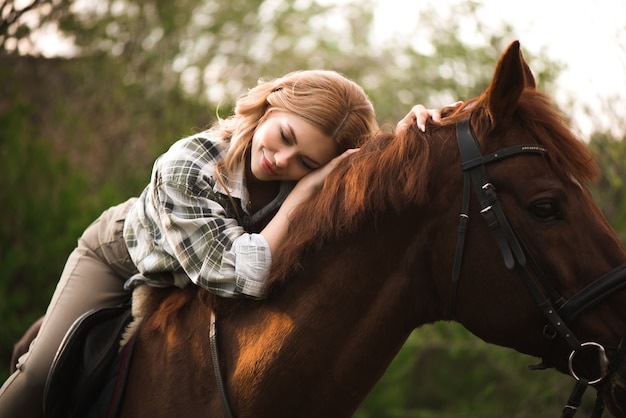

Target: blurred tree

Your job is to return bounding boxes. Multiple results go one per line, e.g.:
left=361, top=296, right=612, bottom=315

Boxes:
left=589, top=130, right=626, bottom=244
left=3, top=0, right=559, bottom=122
left=0, top=0, right=70, bottom=53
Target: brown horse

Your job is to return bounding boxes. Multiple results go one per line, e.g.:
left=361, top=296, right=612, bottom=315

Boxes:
left=105, top=41, right=626, bottom=417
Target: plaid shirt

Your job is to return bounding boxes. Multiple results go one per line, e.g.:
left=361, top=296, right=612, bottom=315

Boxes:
left=123, top=130, right=294, bottom=299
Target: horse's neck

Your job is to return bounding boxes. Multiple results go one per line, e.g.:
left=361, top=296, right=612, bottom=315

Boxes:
left=124, top=201, right=447, bottom=417
left=223, top=221, right=431, bottom=416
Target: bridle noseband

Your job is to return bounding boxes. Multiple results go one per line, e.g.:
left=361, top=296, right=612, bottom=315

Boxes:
left=452, top=115, right=626, bottom=417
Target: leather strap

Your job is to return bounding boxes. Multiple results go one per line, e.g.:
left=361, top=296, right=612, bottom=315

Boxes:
left=210, top=312, right=234, bottom=418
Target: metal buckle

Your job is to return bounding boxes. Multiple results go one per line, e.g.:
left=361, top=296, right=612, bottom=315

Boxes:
left=568, top=342, right=609, bottom=385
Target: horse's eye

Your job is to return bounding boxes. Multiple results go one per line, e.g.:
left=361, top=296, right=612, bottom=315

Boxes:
left=529, top=201, right=562, bottom=222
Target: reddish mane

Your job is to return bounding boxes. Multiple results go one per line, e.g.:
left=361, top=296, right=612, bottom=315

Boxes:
left=268, top=88, right=599, bottom=289
left=267, top=124, right=434, bottom=287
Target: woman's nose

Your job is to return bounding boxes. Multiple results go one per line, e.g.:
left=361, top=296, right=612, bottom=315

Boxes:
left=274, top=147, right=296, bottom=167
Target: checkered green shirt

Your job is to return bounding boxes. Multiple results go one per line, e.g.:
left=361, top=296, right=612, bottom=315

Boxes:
left=123, top=130, right=294, bottom=299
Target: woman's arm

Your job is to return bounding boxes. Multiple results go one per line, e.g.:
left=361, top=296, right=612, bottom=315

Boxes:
left=260, top=148, right=357, bottom=255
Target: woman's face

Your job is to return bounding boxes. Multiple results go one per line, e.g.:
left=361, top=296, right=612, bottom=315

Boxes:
left=250, top=111, right=337, bottom=181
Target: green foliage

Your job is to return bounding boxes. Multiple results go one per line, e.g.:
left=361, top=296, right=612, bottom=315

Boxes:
left=588, top=132, right=626, bottom=245
left=0, top=65, right=98, bottom=376
left=356, top=323, right=598, bottom=417
left=15, top=0, right=558, bottom=125
left=0, top=54, right=211, bottom=383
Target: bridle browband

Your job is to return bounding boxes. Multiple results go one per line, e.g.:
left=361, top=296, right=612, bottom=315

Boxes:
left=452, top=116, right=626, bottom=417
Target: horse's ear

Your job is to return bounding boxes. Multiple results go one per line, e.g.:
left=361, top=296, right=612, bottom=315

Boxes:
left=521, top=52, right=536, bottom=89
left=486, top=40, right=530, bottom=126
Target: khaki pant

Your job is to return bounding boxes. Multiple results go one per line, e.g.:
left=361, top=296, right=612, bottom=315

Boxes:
left=0, top=198, right=138, bottom=418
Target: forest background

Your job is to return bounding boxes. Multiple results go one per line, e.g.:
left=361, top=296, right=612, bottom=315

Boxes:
left=1, top=0, right=626, bottom=416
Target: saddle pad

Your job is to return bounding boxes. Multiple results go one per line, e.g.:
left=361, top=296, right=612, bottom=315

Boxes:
left=43, top=303, right=132, bottom=418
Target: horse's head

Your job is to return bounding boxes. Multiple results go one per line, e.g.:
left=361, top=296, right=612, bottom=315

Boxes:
left=440, top=40, right=626, bottom=415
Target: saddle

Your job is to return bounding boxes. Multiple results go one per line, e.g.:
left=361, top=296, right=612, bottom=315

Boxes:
left=43, top=303, right=137, bottom=418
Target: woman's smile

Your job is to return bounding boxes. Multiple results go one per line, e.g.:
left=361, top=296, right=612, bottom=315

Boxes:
left=261, top=153, right=278, bottom=176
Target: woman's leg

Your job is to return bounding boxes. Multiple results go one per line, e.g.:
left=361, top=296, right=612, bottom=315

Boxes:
left=0, top=199, right=137, bottom=418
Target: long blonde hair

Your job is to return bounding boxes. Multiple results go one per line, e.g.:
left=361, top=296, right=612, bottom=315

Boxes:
left=214, top=70, right=378, bottom=178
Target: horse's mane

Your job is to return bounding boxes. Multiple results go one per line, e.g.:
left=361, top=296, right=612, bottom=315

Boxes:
left=268, top=88, right=599, bottom=289
left=267, top=122, right=436, bottom=287
left=139, top=86, right=600, bottom=323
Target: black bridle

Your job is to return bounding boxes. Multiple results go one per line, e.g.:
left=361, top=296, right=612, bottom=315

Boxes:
left=452, top=116, right=626, bottom=417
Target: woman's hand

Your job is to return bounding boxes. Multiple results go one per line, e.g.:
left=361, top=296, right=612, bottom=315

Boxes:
left=261, top=148, right=357, bottom=254
left=397, top=101, right=463, bottom=133
left=294, top=148, right=358, bottom=196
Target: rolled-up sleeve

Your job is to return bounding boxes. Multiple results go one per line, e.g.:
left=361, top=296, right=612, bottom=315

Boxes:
left=214, top=234, right=271, bottom=299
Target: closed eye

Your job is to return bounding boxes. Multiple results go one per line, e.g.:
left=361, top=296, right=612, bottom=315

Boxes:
left=280, top=128, right=290, bottom=144
left=281, top=124, right=323, bottom=170
left=299, top=157, right=316, bottom=170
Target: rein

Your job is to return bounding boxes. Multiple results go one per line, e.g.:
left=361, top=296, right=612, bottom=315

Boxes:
left=452, top=116, right=626, bottom=417
left=210, top=312, right=235, bottom=418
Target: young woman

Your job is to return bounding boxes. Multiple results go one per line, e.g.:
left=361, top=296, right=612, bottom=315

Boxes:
left=0, top=69, right=442, bottom=417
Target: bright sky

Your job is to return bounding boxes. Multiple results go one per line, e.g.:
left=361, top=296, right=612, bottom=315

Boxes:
left=370, top=0, right=626, bottom=137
